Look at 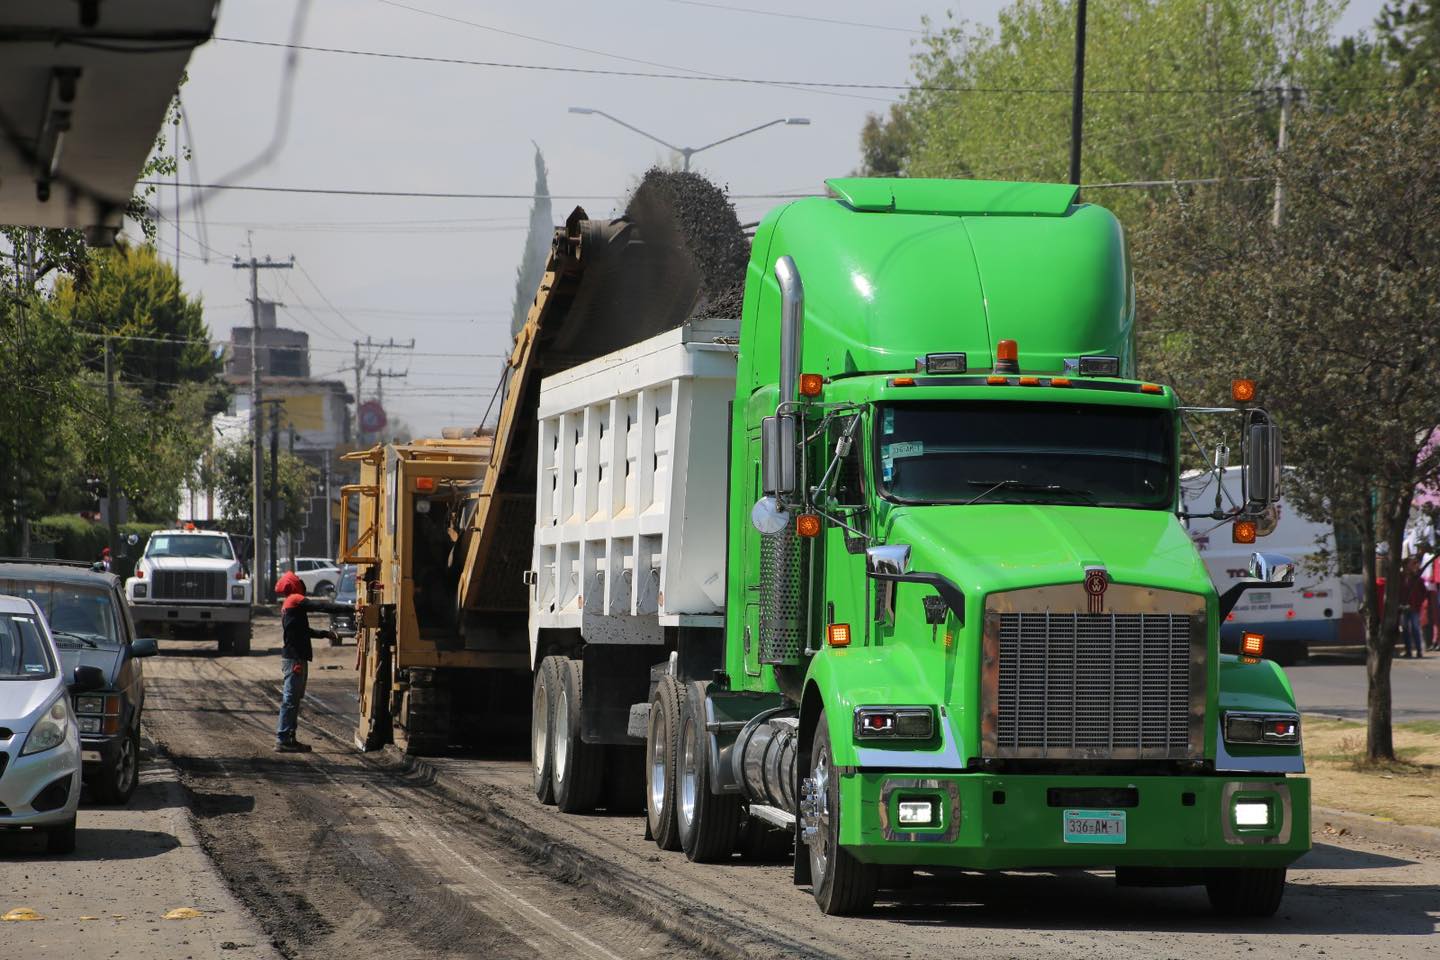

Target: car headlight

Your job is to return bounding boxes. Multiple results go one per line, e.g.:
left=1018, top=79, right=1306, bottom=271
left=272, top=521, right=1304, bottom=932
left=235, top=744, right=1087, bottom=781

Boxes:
left=1223, top=711, right=1300, bottom=746
left=133, top=583, right=148, bottom=598
left=231, top=584, right=246, bottom=600
left=78, top=716, right=102, bottom=734
left=21, top=696, right=73, bottom=756
left=854, top=706, right=935, bottom=740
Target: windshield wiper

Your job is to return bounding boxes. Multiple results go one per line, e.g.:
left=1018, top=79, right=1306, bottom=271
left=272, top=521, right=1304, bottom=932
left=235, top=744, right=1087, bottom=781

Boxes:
left=966, top=479, right=1098, bottom=505
left=51, top=630, right=100, bottom=649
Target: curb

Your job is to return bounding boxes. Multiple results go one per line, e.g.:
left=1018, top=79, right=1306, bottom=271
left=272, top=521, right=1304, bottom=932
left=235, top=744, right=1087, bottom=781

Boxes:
left=1313, top=805, right=1440, bottom=856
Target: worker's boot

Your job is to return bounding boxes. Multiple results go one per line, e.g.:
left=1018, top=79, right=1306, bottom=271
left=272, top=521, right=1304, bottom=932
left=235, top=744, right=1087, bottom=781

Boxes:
left=274, top=738, right=312, bottom=753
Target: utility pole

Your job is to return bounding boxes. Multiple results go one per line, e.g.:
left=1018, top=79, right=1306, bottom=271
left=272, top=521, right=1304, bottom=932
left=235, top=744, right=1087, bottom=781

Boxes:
left=1068, top=0, right=1088, bottom=187
left=323, top=461, right=332, bottom=560
left=269, top=403, right=280, bottom=592
left=352, top=340, right=365, bottom=445
left=287, top=423, right=298, bottom=568
left=233, top=253, right=293, bottom=597
left=353, top=336, right=414, bottom=443
left=1272, top=82, right=1291, bottom=228
left=371, top=368, right=409, bottom=437
left=104, top=336, right=119, bottom=564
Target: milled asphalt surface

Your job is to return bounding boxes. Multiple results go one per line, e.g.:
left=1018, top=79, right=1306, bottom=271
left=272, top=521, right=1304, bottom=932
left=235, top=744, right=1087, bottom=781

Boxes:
left=0, top=748, right=282, bottom=960
left=1288, top=649, right=1439, bottom=721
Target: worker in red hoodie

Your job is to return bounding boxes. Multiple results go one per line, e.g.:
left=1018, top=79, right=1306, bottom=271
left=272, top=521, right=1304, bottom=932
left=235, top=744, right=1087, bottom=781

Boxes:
left=274, top=571, right=339, bottom=752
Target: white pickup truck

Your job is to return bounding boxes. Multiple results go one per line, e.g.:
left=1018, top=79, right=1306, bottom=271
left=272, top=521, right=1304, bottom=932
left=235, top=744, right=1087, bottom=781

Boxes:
left=125, top=528, right=253, bottom=655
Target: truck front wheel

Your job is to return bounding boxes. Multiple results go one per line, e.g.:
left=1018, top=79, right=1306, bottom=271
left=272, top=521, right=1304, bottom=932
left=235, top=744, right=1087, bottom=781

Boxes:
left=226, top=622, right=252, bottom=657
left=1205, top=867, right=1286, bottom=917
left=804, top=709, right=877, bottom=915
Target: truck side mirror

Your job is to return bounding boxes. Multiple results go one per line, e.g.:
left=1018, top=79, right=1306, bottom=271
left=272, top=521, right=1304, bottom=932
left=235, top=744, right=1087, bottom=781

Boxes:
left=1244, top=416, right=1281, bottom=512
left=866, top=544, right=911, bottom=625
left=1247, top=552, right=1296, bottom=586
left=761, top=415, right=797, bottom=498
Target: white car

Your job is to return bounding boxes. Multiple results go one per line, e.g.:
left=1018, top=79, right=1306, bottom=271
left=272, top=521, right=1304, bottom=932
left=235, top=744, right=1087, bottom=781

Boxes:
left=127, top=528, right=252, bottom=655
left=287, top=557, right=340, bottom=597
left=0, top=594, right=91, bottom=853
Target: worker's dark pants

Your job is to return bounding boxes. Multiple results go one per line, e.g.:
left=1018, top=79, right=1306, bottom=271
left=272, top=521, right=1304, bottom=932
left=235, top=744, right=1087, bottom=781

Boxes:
left=277, top=658, right=309, bottom=742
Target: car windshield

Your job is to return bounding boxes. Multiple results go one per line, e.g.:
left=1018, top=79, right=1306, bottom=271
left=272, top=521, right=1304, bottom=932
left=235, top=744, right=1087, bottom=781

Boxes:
left=876, top=400, right=1174, bottom=509
left=148, top=534, right=233, bottom=560
left=0, top=580, right=123, bottom=648
left=0, top=612, right=55, bottom=680
left=337, top=566, right=357, bottom=600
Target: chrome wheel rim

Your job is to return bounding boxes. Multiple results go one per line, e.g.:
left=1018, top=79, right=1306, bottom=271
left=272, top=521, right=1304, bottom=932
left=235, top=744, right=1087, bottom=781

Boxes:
left=678, top=714, right=699, bottom=833
left=115, top=734, right=136, bottom=795
left=808, top=747, right=831, bottom=885
left=554, top=686, right=570, bottom=784
left=532, top=678, right=549, bottom=779
left=647, top=700, right=667, bottom=821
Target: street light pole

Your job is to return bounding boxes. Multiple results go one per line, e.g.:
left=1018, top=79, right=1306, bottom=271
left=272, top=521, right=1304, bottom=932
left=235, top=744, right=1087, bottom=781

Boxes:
left=568, top=108, right=810, bottom=171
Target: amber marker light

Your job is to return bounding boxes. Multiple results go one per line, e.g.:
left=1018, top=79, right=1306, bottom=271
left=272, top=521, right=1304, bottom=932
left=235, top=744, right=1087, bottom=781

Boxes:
left=1241, top=632, right=1265, bottom=657
left=994, top=339, right=1020, bottom=373
left=892, top=376, right=916, bottom=387
left=987, top=375, right=1008, bottom=385
left=1233, top=519, right=1257, bottom=544
left=1140, top=383, right=1163, bottom=395
left=1018, top=376, right=1040, bottom=386
left=415, top=476, right=436, bottom=493
left=827, top=623, right=852, bottom=648
left=1050, top=377, right=1072, bottom=387
left=799, top=373, right=824, bottom=398
left=1232, top=379, right=1257, bottom=403
left=796, top=514, right=822, bottom=538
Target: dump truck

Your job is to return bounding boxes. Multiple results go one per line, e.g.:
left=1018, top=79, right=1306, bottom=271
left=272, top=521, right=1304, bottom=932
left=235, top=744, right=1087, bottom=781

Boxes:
left=526, top=176, right=1310, bottom=917
left=346, top=182, right=729, bottom=753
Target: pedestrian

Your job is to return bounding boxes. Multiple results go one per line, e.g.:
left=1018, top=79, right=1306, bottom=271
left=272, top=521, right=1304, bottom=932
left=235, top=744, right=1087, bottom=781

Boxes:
left=1401, top=556, right=1426, bottom=659
left=274, top=571, right=338, bottom=752
left=98, top=547, right=111, bottom=572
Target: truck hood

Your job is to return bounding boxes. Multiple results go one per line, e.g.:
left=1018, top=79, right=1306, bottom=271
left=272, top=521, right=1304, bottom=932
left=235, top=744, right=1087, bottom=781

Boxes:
left=142, top=557, right=233, bottom=571
left=886, top=504, right=1214, bottom=600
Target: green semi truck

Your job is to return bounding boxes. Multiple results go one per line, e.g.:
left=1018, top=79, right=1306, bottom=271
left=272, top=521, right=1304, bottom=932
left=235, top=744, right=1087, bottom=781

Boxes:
left=527, top=177, right=1308, bottom=917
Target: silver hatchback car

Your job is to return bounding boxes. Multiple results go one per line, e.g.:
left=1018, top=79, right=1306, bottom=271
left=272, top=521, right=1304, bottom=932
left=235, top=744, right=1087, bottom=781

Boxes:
left=0, top=594, right=86, bottom=853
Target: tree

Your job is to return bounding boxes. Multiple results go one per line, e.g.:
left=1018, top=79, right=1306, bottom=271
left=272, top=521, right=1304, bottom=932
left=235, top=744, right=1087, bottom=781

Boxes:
left=857, top=104, right=918, bottom=177
left=211, top=441, right=318, bottom=541
left=870, top=0, right=1340, bottom=218
left=510, top=143, right=553, bottom=337
left=1139, top=101, right=1440, bottom=762
left=1377, top=0, right=1440, bottom=92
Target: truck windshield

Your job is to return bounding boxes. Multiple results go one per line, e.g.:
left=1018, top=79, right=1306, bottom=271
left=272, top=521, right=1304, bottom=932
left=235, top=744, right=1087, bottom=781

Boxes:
left=876, top=400, right=1174, bottom=509
left=147, top=535, right=234, bottom=560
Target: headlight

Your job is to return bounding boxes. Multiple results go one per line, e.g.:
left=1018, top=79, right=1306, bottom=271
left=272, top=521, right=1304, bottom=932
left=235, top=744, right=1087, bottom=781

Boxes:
left=231, top=585, right=245, bottom=600
left=1224, top=711, right=1300, bottom=746
left=78, top=716, right=102, bottom=734
left=75, top=694, right=119, bottom=716
left=133, top=583, right=148, bottom=599
left=21, top=696, right=73, bottom=756
left=854, top=706, right=935, bottom=740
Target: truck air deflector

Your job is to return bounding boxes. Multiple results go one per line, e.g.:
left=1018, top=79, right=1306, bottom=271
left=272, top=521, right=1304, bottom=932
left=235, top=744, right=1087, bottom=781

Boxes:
left=824, top=177, right=1078, bottom=217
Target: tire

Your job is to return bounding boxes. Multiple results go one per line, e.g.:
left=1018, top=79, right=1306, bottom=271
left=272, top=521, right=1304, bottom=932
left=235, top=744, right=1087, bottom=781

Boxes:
left=531, top=658, right=562, bottom=804
left=552, top=657, right=604, bottom=814
left=805, top=709, right=878, bottom=915
left=738, top=815, right=794, bottom=862
left=217, top=628, right=233, bottom=655
left=94, top=726, right=140, bottom=805
left=46, top=817, right=77, bottom=854
left=676, top=684, right=742, bottom=863
left=646, top=675, right=686, bottom=850
left=315, top=580, right=335, bottom=598
left=603, top=744, right=646, bottom=814
left=1206, top=867, right=1287, bottom=918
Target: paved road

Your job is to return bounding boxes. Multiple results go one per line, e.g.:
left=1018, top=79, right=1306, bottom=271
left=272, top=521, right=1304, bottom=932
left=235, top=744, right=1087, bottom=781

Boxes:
left=133, top=624, right=1440, bottom=960
left=1287, top=649, right=1439, bottom=721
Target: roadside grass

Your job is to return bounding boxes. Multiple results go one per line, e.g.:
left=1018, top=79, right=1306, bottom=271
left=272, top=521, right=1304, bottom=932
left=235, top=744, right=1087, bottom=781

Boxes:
left=1303, top=715, right=1440, bottom=828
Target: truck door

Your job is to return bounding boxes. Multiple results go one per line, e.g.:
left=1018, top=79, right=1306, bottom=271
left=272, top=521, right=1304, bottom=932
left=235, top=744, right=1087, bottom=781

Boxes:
left=742, top=434, right=763, bottom=679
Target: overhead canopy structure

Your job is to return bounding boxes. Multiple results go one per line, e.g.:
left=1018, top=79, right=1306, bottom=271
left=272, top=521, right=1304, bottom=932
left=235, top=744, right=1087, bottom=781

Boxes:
left=0, top=1, right=218, bottom=243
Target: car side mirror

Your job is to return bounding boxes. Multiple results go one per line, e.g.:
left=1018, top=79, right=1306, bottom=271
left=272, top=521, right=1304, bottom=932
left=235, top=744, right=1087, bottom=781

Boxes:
left=130, top=637, right=159, bottom=658
left=1248, top=552, right=1296, bottom=586
left=72, top=665, right=106, bottom=691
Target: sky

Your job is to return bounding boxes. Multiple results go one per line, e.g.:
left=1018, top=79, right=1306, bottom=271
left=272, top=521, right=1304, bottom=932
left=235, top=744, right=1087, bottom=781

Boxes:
left=153, top=0, right=1389, bottom=437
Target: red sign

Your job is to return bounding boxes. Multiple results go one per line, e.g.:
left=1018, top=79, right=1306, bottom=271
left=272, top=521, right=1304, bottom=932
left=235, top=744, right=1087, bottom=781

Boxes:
left=358, top=400, right=387, bottom=434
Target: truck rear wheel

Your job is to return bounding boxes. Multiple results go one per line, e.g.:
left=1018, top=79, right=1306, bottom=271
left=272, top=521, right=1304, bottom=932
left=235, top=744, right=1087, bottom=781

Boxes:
left=532, top=657, right=563, bottom=804
left=1205, top=867, right=1286, bottom=917
left=805, top=709, right=877, bottom=915
left=645, top=675, right=686, bottom=850
left=676, top=685, right=742, bottom=862
left=552, top=657, right=604, bottom=813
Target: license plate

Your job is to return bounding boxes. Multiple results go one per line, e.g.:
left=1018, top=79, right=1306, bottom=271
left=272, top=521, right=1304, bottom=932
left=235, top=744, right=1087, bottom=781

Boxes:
left=1063, top=809, right=1126, bottom=844
left=1249, top=592, right=1271, bottom=604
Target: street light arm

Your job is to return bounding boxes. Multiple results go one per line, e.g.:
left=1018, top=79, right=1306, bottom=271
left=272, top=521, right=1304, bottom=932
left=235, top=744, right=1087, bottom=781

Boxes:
left=688, top=117, right=788, bottom=156
left=589, top=109, right=684, bottom=154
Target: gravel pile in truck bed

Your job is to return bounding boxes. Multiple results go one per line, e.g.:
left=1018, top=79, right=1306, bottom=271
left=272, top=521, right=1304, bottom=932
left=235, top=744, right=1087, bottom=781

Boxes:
left=624, top=168, right=749, bottom=321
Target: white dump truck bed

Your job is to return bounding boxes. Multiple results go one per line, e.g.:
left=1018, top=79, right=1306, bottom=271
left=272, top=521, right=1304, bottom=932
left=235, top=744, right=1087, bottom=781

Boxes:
left=528, top=319, right=738, bottom=665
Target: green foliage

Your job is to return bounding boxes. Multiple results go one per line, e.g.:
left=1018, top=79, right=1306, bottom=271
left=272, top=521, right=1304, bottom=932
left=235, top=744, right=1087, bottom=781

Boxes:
left=511, top=143, right=553, bottom=337
left=1140, top=101, right=1440, bottom=760
left=210, top=441, right=317, bottom=540
left=1377, top=0, right=1440, bottom=91
left=857, top=104, right=917, bottom=177
left=27, top=515, right=167, bottom=579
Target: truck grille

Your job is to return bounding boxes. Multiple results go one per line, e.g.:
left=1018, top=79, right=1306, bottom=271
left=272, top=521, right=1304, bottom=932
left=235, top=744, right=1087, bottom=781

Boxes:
left=151, top=570, right=227, bottom=601
left=982, top=589, right=1205, bottom=761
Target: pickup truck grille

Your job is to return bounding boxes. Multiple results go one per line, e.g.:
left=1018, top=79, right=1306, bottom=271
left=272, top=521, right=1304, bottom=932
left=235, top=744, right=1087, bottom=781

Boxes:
left=982, top=587, right=1205, bottom=761
left=151, top=570, right=227, bottom=601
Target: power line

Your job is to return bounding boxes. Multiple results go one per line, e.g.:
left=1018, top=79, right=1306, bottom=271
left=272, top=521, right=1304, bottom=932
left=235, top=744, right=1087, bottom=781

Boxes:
left=294, top=263, right=367, bottom=338
left=139, top=181, right=816, bottom=201
left=666, top=0, right=922, bottom=34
